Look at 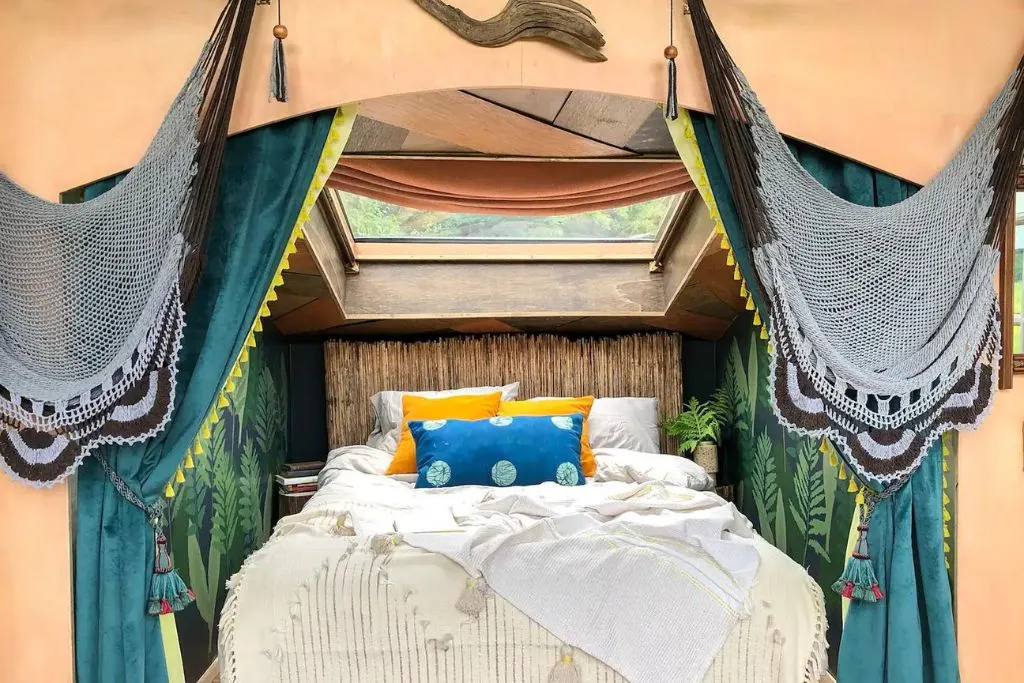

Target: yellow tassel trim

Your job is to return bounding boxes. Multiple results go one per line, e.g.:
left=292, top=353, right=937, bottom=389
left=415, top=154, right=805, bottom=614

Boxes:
left=272, top=272, right=285, bottom=288
left=764, top=336, right=772, bottom=348
left=753, top=310, right=762, bottom=326
left=245, top=332, right=257, bottom=348
left=240, top=347, right=250, bottom=364
left=739, top=281, right=748, bottom=298
left=201, top=424, right=211, bottom=440
left=164, top=483, right=175, bottom=499
left=713, top=221, right=724, bottom=235
left=726, top=250, right=735, bottom=267
left=943, top=508, right=951, bottom=522
left=217, top=394, right=230, bottom=409
left=745, top=296, right=755, bottom=311
left=839, top=463, right=848, bottom=480
left=284, top=241, right=298, bottom=257
left=943, top=493, right=950, bottom=506
left=209, top=407, right=220, bottom=424
left=225, top=379, right=236, bottom=393
left=847, top=477, right=858, bottom=493
left=819, top=440, right=829, bottom=454
left=184, top=452, right=195, bottom=469
left=175, top=468, right=185, bottom=484
left=720, top=234, right=730, bottom=250
left=266, top=288, right=279, bottom=303
left=855, top=489, right=865, bottom=506
left=944, top=542, right=951, bottom=553
left=942, top=458, right=949, bottom=472
left=231, top=363, right=243, bottom=379
left=259, top=302, right=271, bottom=318
left=254, top=318, right=263, bottom=333
left=943, top=525, right=950, bottom=539
left=733, top=265, right=741, bottom=281
left=829, top=451, right=839, bottom=467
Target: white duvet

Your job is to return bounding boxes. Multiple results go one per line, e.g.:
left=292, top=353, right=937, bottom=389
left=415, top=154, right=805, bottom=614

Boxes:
left=220, top=446, right=827, bottom=683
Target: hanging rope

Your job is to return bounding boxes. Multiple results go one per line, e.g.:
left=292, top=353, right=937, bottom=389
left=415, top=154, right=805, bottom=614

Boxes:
left=270, top=0, right=289, bottom=102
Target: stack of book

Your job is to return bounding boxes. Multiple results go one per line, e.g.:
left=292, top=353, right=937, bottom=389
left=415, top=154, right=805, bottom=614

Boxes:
left=276, top=461, right=326, bottom=519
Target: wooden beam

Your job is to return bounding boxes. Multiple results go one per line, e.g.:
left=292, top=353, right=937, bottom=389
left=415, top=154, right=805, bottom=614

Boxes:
left=302, top=201, right=348, bottom=320
left=273, top=297, right=346, bottom=336
left=659, top=194, right=718, bottom=307
left=343, top=261, right=664, bottom=318
left=316, top=191, right=358, bottom=271
left=357, top=90, right=631, bottom=158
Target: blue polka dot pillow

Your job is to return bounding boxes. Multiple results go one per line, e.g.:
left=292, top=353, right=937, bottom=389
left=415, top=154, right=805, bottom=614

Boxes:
left=408, top=413, right=586, bottom=489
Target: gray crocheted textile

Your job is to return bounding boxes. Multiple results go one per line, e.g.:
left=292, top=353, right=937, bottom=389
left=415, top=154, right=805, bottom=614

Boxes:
left=689, top=0, right=1024, bottom=493
left=0, top=0, right=256, bottom=487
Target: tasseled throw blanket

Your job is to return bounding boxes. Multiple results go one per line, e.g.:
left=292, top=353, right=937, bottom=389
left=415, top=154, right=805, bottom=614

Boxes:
left=0, top=0, right=255, bottom=486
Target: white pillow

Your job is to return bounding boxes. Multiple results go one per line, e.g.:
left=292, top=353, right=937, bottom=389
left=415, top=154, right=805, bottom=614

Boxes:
left=594, top=448, right=713, bottom=491
left=367, top=383, right=521, bottom=453
left=587, top=397, right=661, bottom=453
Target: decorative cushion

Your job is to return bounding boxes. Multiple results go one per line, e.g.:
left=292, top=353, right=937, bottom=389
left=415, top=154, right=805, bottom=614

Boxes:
left=385, top=392, right=503, bottom=475
left=367, top=383, right=520, bottom=453
left=587, top=397, right=661, bottom=453
left=499, top=396, right=596, bottom=477
left=409, top=414, right=586, bottom=489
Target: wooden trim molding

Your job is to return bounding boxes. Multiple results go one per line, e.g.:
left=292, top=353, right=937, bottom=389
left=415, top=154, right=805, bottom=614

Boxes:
left=999, top=168, right=1024, bottom=388
left=354, top=240, right=654, bottom=262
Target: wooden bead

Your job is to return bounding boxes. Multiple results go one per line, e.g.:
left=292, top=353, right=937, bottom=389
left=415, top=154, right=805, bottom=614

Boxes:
left=664, top=45, right=678, bottom=60
left=273, top=24, right=288, bottom=40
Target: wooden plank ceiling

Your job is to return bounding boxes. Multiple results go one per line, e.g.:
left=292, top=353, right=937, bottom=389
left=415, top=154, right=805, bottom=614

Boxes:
left=268, top=89, right=744, bottom=340
left=344, top=88, right=676, bottom=157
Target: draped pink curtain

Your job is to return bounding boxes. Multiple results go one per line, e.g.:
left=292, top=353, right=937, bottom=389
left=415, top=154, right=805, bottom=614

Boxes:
left=329, top=159, right=693, bottom=216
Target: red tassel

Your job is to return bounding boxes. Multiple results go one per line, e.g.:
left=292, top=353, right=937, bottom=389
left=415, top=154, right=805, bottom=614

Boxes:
left=872, top=584, right=884, bottom=600
left=842, top=582, right=854, bottom=599
left=159, top=598, right=172, bottom=615
left=187, top=588, right=196, bottom=599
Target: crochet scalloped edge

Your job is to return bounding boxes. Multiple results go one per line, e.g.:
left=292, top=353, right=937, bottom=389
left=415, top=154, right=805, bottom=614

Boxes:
left=159, top=106, right=355, bottom=501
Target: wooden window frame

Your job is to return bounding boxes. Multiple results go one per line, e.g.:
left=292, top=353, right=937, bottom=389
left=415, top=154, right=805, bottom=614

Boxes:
left=999, top=168, right=1024, bottom=389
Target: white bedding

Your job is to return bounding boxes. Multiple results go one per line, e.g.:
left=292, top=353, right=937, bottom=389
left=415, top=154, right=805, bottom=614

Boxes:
left=220, top=446, right=827, bottom=683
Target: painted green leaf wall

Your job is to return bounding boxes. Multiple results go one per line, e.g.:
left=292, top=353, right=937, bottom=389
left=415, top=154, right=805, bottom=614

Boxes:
left=715, top=312, right=857, bottom=665
left=167, top=332, right=290, bottom=681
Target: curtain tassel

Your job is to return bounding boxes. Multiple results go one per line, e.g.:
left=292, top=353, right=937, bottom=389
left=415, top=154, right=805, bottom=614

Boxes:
left=147, top=530, right=195, bottom=616
left=548, top=646, right=582, bottom=683
left=832, top=502, right=884, bottom=603
left=270, top=24, right=289, bottom=103
left=664, top=45, right=679, bottom=120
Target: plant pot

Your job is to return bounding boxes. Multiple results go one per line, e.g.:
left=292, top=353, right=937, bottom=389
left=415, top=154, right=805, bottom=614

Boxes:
left=693, top=441, right=719, bottom=476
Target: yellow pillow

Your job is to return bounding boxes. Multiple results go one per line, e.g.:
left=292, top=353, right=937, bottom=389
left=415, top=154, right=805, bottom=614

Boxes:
left=386, top=392, right=503, bottom=475
left=499, top=396, right=595, bottom=477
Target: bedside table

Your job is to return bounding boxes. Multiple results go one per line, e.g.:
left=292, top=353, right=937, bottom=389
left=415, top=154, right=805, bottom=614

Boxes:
left=715, top=484, right=734, bottom=502
left=277, top=490, right=315, bottom=522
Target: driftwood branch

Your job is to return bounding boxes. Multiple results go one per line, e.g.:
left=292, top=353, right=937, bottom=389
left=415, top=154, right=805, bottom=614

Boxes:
left=412, top=0, right=607, bottom=62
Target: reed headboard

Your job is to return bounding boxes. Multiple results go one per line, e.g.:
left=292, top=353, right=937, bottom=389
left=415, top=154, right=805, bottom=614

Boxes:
left=323, top=333, right=683, bottom=451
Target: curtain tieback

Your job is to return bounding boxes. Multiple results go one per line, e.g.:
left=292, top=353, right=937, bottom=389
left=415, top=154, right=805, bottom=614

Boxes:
left=95, top=454, right=195, bottom=616
left=832, top=491, right=884, bottom=603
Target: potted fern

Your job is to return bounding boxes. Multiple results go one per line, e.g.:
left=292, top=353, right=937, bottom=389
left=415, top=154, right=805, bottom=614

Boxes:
left=664, top=396, right=726, bottom=476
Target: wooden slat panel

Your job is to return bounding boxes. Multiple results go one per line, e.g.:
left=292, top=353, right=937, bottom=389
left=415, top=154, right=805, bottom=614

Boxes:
left=358, top=90, right=631, bottom=157
left=553, top=92, right=657, bottom=148
left=465, top=88, right=570, bottom=122
left=274, top=298, right=345, bottom=336
left=323, top=333, right=683, bottom=453
left=343, top=262, right=664, bottom=317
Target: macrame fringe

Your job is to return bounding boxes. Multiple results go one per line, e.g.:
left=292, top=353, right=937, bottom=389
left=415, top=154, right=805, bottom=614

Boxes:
left=548, top=646, right=582, bottom=683
left=456, top=577, right=488, bottom=617
left=148, top=531, right=195, bottom=616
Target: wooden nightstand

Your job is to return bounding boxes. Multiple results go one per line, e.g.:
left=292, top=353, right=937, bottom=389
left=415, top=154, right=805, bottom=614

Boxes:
left=715, top=484, right=735, bottom=502
left=277, top=490, right=315, bottom=521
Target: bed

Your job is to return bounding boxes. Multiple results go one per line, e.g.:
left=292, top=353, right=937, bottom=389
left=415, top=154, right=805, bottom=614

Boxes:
left=218, top=334, right=828, bottom=683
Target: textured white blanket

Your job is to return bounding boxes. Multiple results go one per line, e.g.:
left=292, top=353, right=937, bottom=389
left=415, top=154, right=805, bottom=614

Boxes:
left=219, top=447, right=827, bottom=683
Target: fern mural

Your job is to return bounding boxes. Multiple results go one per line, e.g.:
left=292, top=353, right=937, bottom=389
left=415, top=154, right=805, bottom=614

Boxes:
left=168, top=334, right=290, bottom=681
left=715, top=312, right=855, bottom=664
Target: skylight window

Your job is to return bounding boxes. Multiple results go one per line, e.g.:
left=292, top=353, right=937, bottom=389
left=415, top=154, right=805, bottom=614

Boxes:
left=339, top=192, right=682, bottom=242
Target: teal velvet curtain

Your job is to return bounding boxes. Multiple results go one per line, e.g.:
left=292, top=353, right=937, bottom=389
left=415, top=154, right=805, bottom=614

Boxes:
left=75, top=110, right=334, bottom=683
left=690, top=113, right=959, bottom=683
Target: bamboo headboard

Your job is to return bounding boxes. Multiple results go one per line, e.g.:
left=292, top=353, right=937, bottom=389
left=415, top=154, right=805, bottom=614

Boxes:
left=324, top=333, right=683, bottom=451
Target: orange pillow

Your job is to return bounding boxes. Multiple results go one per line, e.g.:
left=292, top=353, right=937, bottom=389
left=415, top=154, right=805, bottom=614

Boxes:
left=386, top=392, right=503, bottom=475
left=499, top=396, right=595, bottom=477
